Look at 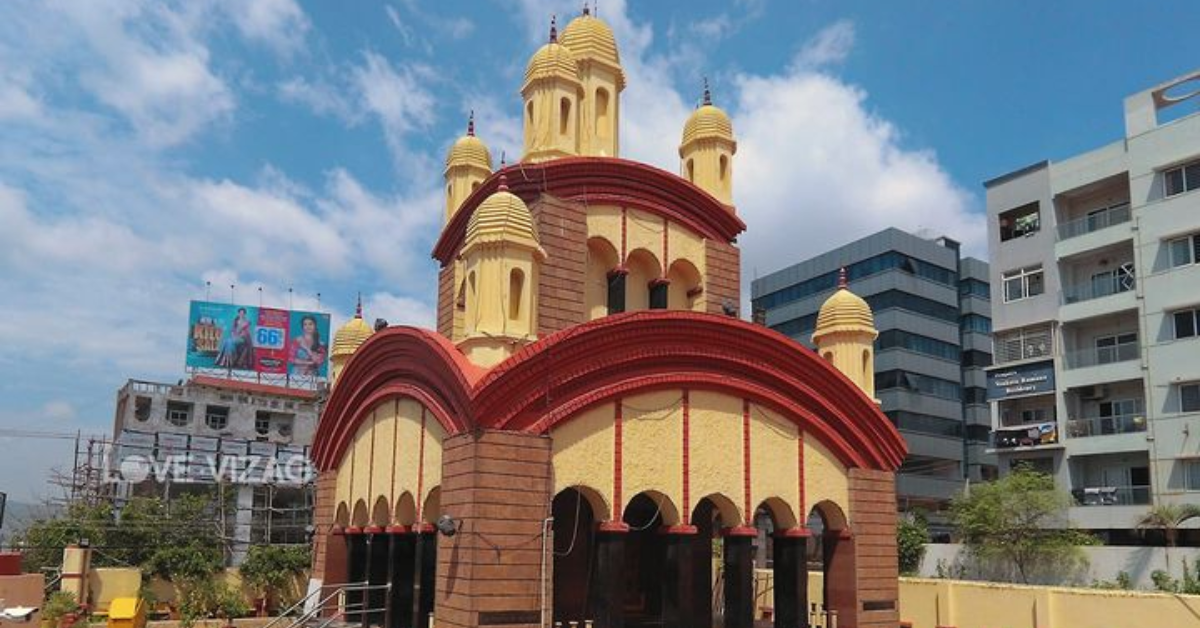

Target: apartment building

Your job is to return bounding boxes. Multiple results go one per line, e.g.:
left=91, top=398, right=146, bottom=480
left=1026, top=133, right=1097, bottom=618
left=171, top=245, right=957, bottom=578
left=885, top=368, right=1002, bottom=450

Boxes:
left=984, top=69, right=1200, bottom=540
left=751, top=228, right=995, bottom=518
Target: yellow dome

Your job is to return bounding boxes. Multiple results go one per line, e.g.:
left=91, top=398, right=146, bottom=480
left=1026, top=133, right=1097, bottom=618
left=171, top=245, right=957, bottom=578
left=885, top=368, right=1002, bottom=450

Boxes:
left=682, top=104, right=734, bottom=148
left=465, top=175, right=541, bottom=251
left=332, top=312, right=373, bottom=358
left=523, top=41, right=581, bottom=92
left=445, top=114, right=492, bottom=171
left=560, top=11, right=625, bottom=89
left=813, top=270, right=876, bottom=340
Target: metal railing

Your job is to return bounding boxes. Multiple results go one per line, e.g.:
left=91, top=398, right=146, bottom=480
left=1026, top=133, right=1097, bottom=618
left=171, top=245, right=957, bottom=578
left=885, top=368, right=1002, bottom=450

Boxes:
left=1057, top=203, right=1131, bottom=241
left=1062, top=341, right=1139, bottom=370
left=1061, top=273, right=1135, bottom=304
left=1071, top=486, right=1151, bottom=506
left=1067, top=413, right=1147, bottom=438
left=261, top=581, right=390, bottom=628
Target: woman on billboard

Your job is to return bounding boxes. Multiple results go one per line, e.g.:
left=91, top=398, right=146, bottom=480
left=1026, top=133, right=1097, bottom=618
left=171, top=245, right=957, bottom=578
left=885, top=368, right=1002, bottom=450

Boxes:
left=215, top=308, right=253, bottom=370
left=290, top=314, right=327, bottom=377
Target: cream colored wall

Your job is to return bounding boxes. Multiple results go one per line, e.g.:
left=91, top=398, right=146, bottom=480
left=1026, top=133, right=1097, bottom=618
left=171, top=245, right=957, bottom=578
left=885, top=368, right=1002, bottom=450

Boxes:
left=690, top=391, right=746, bottom=524
left=749, top=404, right=800, bottom=526
left=815, top=333, right=876, bottom=399
left=897, top=578, right=1200, bottom=628
left=621, top=390, right=684, bottom=524
left=680, top=139, right=734, bottom=205
left=549, top=389, right=849, bottom=529
left=550, top=401, right=615, bottom=518
left=445, top=164, right=489, bottom=224
left=522, top=81, right=580, bottom=162
left=575, top=65, right=620, bottom=157
left=805, top=437, right=850, bottom=521
left=333, top=398, right=442, bottom=525
left=460, top=244, right=538, bottom=367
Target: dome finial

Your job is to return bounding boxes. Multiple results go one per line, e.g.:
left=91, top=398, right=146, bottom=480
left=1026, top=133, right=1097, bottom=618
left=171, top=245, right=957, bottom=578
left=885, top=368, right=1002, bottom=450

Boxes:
left=549, top=15, right=558, bottom=43
left=838, top=266, right=848, bottom=289
left=500, top=150, right=507, bottom=167
left=355, top=292, right=363, bottom=318
left=467, top=110, right=475, bottom=137
left=498, top=172, right=509, bottom=192
left=703, top=77, right=712, bottom=106
left=582, top=2, right=590, bottom=16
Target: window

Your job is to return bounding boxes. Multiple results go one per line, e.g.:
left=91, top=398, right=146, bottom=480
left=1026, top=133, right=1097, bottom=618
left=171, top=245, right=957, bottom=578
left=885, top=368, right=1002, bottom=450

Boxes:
left=993, top=324, right=1053, bottom=364
left=559, top=97, right=571, bottom=136
left=1002, top=266, right=1044, bottom=302
left=875, top=370, right=962, bottom=401
left=1186, top=461, right=1200, bottom=491
left=205, top=405, right=229, bottom=431
left=166, top=401, right=192, bottom=427
left=959, top=278, right=991, bottom=300
left=1174, top=308, right=1200, bottom=340
left=1087, top=263, right=1135, bottom=299
left=1169, top=234, right=1200, bottom=267
left=883, top=411, right=962, bottom=437
left=999, top=202, right=1041, bottom=241
left=961, top=350, right=993, bottom=368
left=719, top=154, right=729, bottom=181
left=686, top=159, right=694, bottom=182
left=1095, top=332, right=1137, bottom=364
left=876, top=329, right=959, bottom=362
left=960, top=313, right=992, bottom=334
left=595, top=88, right=610, bottom=139
left=1164, top=159, right=1200, bottom=197
left=648, top=280, right=668, bottom=309
left=607, top=271, right=626, bottom=314
left=277, top=416, right=294, bottom=438
left=963, top=386, right=988, bottom=405
left=255, top=411, right=270, bottom=436
left=752, top=252, right=958, bottom=310
left=1183, top=383, right=1200, bottom=413
left=509, top=268, right=524, bottom=320
left=134, top=396, right=152, bottom=422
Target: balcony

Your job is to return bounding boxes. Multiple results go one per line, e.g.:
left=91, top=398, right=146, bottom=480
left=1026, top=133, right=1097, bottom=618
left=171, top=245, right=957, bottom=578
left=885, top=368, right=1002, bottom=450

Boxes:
left=1063, top=340, right=1138, bottom=370
left=991, top=421, right=1060, bottom=451
left=1066, top=413, right=1147, bottom=438
left=1056, top=202, right=1131, bottom=241
left=1070, top=485, right=1151, bottom=507
left=1060, top=271, right=1137, bottom=322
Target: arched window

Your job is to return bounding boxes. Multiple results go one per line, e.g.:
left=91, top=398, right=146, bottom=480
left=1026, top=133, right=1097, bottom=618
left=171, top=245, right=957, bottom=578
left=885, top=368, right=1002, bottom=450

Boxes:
left=625, top=249, right=662, bottom=312
left=595, top=88, right=610, bottom=139
left=667, top=259, right=702, bottom=311
left=719, top=154, right=729, bottom=181
left=560, top=97, right=572, bottom=136
left=509, top=268, right=525, bottom=321
left=586, top=237, right=621, bottom=319
left=471, top=181, right=480, bottom=192
left=862, top=349, right=871, bottom=380
left=526, top=101, right=534, bottom=125
left=686, top=159, right=695, bottom=182
left=822, top=351, right=834, bottom=363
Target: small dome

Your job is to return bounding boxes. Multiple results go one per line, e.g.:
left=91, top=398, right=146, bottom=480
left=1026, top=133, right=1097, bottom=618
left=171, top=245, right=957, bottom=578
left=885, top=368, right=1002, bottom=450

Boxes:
left=560, top=11, right=626, bottom=89
left=333, top=313, right=374, bottom=358
left=523, top=42, right=581, bottom=92
left=445, top=135, right=492, bottom=171
left=813, top=269, right=876, bottom=340
left=681, top=104, right=734, bottom=148
left=466, top=175, right=541, bottom=250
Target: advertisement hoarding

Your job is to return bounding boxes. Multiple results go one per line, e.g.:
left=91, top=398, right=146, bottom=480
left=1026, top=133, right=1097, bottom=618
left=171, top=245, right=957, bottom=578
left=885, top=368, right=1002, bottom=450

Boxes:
left=986, top=360, right=1056, bottom=401
left=186, top=301, right=331, bottom=378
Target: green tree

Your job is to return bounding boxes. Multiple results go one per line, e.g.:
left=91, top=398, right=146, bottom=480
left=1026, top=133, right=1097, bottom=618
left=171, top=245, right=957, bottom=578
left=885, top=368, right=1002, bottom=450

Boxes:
left=949, top=468, right=1095, bottom=584
left=897, top=514, right=929, bottom=576
left=239, top=545, right=311, bottom=610
left=1136, top=503, right=1200, bottom=571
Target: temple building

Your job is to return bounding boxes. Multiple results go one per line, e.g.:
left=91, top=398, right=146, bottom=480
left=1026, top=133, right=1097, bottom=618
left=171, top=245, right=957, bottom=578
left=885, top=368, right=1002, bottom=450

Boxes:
left=310, top=9, right=905, bottom=628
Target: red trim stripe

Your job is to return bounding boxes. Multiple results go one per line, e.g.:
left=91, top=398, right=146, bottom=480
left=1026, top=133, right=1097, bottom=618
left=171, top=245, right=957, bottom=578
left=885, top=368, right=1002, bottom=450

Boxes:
left=416, top=407, right=427, bottom=521
left=620, top=207, right=628, bottom=260
left=390, top=399, right=399, bottom=521
left=743, top=398, right=751, bottom=526
left=614, top=399, right=623, bottom=522
left=367, top=410, right=375, bottom=508
left=798, top=431, right=806, bottom=522
left=682, top=389, right=690, bottom=524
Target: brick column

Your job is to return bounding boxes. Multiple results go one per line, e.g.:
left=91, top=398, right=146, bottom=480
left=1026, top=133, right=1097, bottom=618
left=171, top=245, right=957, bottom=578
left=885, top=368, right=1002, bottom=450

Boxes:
left=434, top=430, right=553, bottom=628
left=704, top=239, right=740, bottom=316
left=590, top=525, right=628, bottom=628
left=661, top=526, right=697, bottom=628
left=311, top=470, right=339, bottom=582
left=723, top=527, right=756, bottom=628
left=773, top=528, right=810, bottom=628
left=848, top=468, right=899, bottom=628
left=531, top=196, right=587, bottom=336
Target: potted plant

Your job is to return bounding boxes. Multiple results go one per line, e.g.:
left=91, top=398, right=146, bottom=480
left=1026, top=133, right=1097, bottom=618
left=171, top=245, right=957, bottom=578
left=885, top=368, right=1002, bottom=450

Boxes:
left=40, top=591, right=80, bottom=628
left=238, top=546, right=310, bottom=616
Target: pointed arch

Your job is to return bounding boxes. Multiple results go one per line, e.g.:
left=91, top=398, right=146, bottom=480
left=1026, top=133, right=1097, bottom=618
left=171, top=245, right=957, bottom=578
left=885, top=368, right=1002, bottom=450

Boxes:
left=394, top=491, right=417, bottom=526
left=370, top=496, right=390, bottom=527
left=351, top=499, right=369, bottom=527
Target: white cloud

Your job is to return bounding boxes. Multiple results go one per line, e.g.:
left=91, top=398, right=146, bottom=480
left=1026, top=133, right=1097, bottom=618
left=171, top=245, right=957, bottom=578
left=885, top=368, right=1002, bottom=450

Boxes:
left=365, top=292, right=437, bottom=329
left=220, top=0, right=310, bottom=56
left=42, top=400, right=77, bottom=421
left=353, top=52, right=439, bottom=168
left=277, top=76, right=361, bottom=123
left=792, top=20, right=856, bottom=70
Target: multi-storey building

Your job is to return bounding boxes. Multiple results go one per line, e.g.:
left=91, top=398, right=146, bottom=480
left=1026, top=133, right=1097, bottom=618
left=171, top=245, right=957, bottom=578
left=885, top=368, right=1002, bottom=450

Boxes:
left=984, top=69, right=1200, bottom=540
left=110, top=376, right=322, bottom=562
left=751, top=228, right=995, bottom=518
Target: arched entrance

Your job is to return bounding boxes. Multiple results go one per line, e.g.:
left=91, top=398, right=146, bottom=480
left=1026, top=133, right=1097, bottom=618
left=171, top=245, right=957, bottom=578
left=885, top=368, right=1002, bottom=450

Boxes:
left=752, top=499, right=805, bottom=628
left=551, top=487, right=600, bottom=625
left=807, top=502, right=854, bottom=628
left=621, top=491, right=679, bottom=626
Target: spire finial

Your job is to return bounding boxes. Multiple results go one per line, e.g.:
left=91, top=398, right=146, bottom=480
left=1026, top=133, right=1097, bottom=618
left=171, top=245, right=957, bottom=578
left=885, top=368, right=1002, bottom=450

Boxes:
left=355, top=292, right=363, bottom=318
left=498, top=172, right=509, bottom=192
left=583, top=2, right=590, bottom=16
left=500, top=150, right=507, bottom=167
left=467, top=110, right=475, bottom=136
left=702, top=77, right=712, bottom=106
left=549, top=15, right=558, bottom=43
left=838, top=267, right=848, bottom=289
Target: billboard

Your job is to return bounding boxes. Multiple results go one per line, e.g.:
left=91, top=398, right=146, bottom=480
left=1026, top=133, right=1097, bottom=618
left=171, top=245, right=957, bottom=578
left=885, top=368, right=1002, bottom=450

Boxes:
left=187, top=301, right=331, bottom=378
left=987, top=360, right=1055, bottom=401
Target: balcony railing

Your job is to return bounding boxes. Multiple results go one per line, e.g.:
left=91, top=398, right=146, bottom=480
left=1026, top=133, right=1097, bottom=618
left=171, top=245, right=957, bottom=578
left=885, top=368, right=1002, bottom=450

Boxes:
left=1061, top=272, right=1135, bottom=305
left=1057, top=202, right=1132, bottom=241
left=1071, top=485, right=1151, bottom=506
left=1066, top=413, right=1147, bottom=438
left=1063, top=341, right=1139, bottom=370
left=993, top=421, right=1058, bottom=449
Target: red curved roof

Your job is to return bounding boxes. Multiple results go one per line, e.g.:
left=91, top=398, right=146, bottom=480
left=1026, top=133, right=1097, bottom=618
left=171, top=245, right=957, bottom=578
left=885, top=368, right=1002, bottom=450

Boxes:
left=312, top=312, right=905, bottom=472
left=432, top=157, right=746, bottom=264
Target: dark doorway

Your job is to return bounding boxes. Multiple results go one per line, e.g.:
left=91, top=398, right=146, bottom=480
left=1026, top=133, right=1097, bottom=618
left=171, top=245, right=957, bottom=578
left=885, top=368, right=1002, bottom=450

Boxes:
left=623, top=493, right=668, bottom=627
left=552, top=488, right=598, bottom=625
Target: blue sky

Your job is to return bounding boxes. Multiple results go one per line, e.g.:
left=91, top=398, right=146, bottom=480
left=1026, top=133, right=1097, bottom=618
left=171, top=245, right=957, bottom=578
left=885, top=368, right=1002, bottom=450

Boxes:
left=1, top=0, right=1198, bottom=502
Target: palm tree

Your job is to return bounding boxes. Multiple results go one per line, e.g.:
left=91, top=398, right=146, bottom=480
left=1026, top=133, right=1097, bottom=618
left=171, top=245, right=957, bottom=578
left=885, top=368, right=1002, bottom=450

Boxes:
left=1136, top=503, right=1200, bottom=570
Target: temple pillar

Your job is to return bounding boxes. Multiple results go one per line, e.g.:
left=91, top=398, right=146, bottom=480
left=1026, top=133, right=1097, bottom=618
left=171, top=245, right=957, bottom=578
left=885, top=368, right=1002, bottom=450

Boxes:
left=773, top=529, right=810, bottom=628
left=590, top=523, right=628, bottom=628
left=723, top=527, right=755, bottom=628
left=661, top=526, right=696, bottom=628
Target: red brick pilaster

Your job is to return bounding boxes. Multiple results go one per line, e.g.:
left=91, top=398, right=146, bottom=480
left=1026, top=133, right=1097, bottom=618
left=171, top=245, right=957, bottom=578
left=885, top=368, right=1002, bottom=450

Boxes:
left=848, top=468, right=899, bottom=628
left=530, top=195, right=588, bottom=337
left=436, top=264, right=455, bottom=339
left=704, top=239, right=740, bottom=316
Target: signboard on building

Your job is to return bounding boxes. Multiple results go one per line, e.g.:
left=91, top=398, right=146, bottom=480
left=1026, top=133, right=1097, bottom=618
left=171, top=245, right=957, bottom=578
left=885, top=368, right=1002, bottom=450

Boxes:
left=112, top=429, right=315, bottom=486
left=186, top=301, right=331, bottom=378
left=987, top=360, right=1055, bottom=400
